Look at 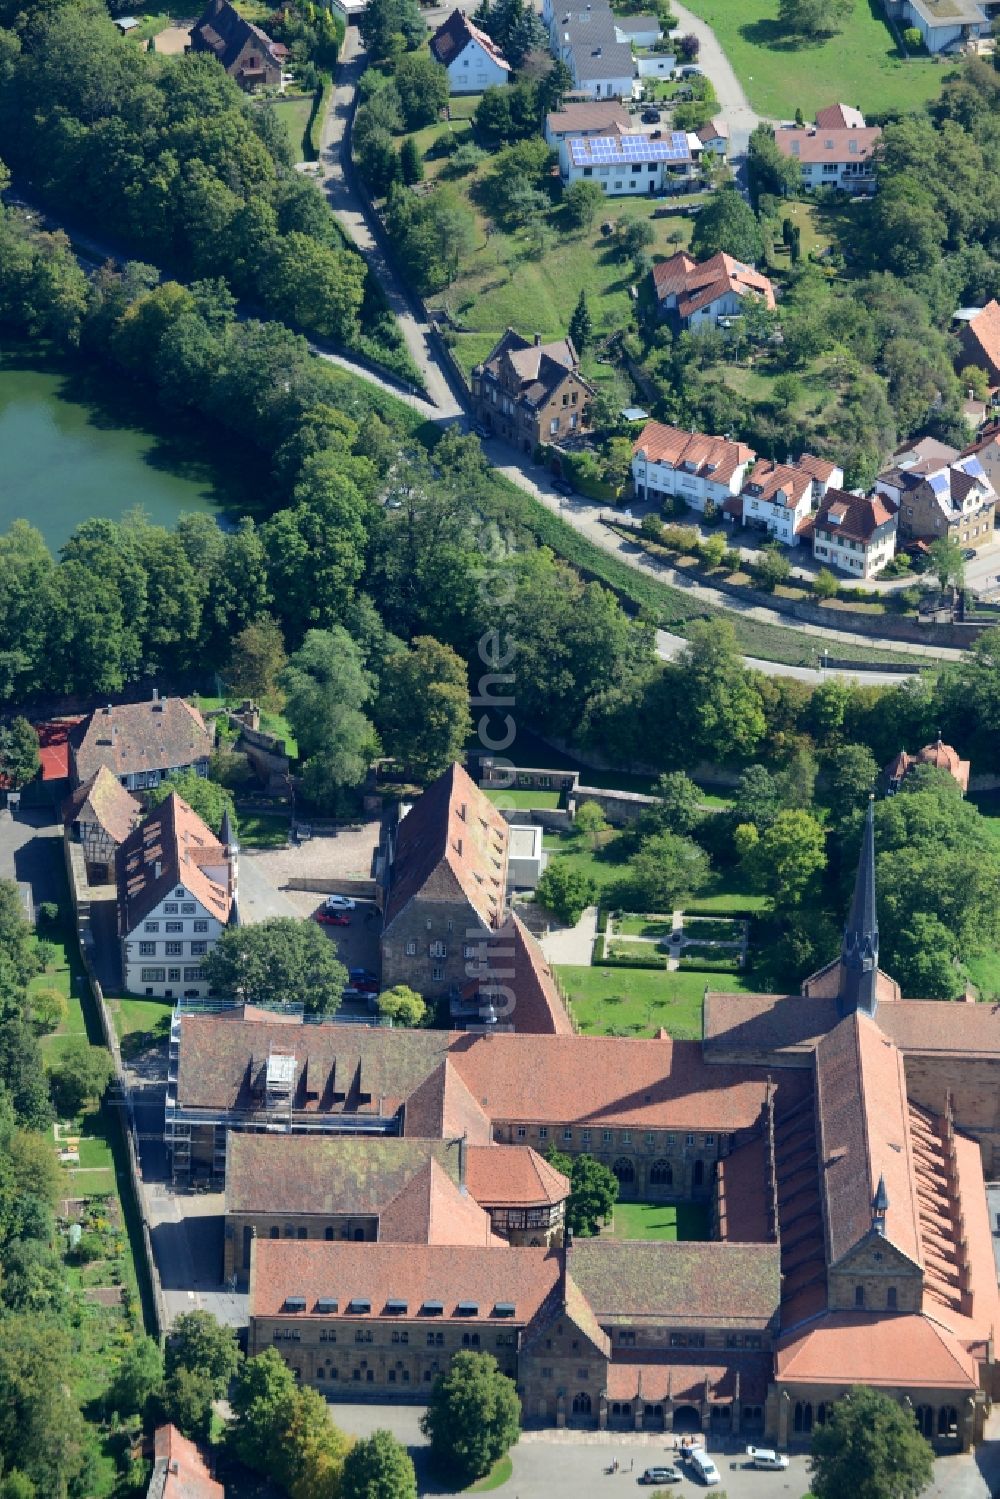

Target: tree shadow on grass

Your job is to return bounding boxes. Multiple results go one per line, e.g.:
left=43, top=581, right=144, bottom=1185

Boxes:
left=739, top=16, right=838, bottom=49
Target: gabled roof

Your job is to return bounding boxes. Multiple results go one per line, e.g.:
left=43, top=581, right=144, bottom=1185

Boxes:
left=546, top=100, right=631, bottom=135
left=814, top=488, right=895, bottom=544
left=774, top=124, right=881, bottom=166
left=249, top=1239, right=561, bottom=1323
left=741, top=458, right=812, bottom=509
left=402, top=1058, right=494, bottom=1142
left=430, top=8, right=511, bottom=70
left=117, top=792, right=232, bottom=934
left=477, top=328, right=594, bottom=410
left=74, top=697, right=212, bottom=784
left=815, top=102, right=866, bottom=129
left=632, top=420, right=755, bottom=485
left=795, top=451, right=840, bottom=483
left=696, top=116, right=728, bottom=143
left=478, top=913, right=574, bottom=1035
left=383, top=763, right=509, bottom=932
left=651, top=250, right=775, bottom=319
left=225, top=1133, right=462, bottom=1216
left=151, top=1425, right=223, bottom=1499
left=569, top=1239, right=782, bottom=1328
left=63, top=766, right=142, bottom=845
left=814, top=1011, right=922, bottom=1271
left=465, top=1144, right=569, bottom=1207
left=377, top=1156, right=499, bottom=1246
left=962, top=300, right=1000, bottom=369
left=191, top=0, right=281, bottom=72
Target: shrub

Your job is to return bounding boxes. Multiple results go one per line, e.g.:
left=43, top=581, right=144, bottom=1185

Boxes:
left=723, top=548, right=743, bottom=572
left=73, top=1231, right=104, bottom=1264
left=677, top=956, right=741, bottom=972
left=641, top=513, right=665, bottom=540
left=898, top=586, right=922, bottom=611
left=36, top=901, right=60, bottom=931
left=812, top=568, right=839, bottom=600
left=903, top=24, right=924, bottom=48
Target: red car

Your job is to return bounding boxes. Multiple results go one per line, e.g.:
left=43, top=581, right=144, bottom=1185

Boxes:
left=315, top=910, right=350, bottom=927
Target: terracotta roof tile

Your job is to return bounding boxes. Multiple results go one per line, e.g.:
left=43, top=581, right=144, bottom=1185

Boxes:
left=117, top=792, right=232, bottom=934
left=465, top=1145, right=569, bottom=1207
left=74, top=697, right=211, bottom=784
left=774, top=124, right=881, bottom=165
left=152, top=1424, right=224, bottom=1499
left=569, top=1239, right=781, bottom=1328
left=652, top=251, right=775, bottom=318
left=878, top=1000, right=1000, bottom=1055
left=249, top=1239, right=560, bottom=1322
left=546, top=100, right=631, bottom=135
left=815, top=103, right=866, bottom=129
left=715, top=1133, right=773, bottom=1243
left=632, top=420, right=755, bottom=486
left=402, top=1059, right=494, bottom=1142
left=377, top=1157, right=500, bottom=1245
left=430, top=8, right=510, bottom=69
left=741, top=458, right=812, bottom=508
left=225, top=1133, right=462, bottom=1216
left=480, top=913, right=574, bottom=1035
left=965, top=299, right=1000, bottom=369
left=383, top=763, right=509, bottom=932
left=814, top=487, right=895, bottom=544
left=776, top=1311, right=978, bottom=1388
left=608, top=1352, right=771, bottom=1403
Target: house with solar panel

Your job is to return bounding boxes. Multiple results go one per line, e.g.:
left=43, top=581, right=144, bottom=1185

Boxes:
left=875, top=448, right=996, bottom=552
left=560, top=131, right=696, bottom=196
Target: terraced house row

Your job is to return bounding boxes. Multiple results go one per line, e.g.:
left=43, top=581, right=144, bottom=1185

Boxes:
left=168, top=805, right=1000, bottom=1450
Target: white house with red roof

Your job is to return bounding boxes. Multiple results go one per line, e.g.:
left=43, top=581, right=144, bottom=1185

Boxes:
left=429, top=9, right=510, bottom=92
left=774, top=116, right=882, bottom=194
left=652, top=250, right=776, bottom=329
left=812, top=489, right=897, bottom=578
left=733, top=459, right=815, bottom=546
left=631, top=420, right=756, bottom=514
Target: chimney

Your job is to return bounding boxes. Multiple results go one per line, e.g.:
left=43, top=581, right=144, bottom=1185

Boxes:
left=104, top=704, right=112, bottom=715
left=534, top=332, right=542, bottom=346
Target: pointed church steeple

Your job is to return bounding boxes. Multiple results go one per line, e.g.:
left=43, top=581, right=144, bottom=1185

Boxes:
left=839, top=795, right=879, bottom=1018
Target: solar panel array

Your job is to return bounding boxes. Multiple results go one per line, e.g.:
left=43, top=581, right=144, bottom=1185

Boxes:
left=568, top=131, right=691, bottom=168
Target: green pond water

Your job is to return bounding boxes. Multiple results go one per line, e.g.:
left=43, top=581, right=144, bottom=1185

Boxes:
left=0, top=348, right=258, bottom=551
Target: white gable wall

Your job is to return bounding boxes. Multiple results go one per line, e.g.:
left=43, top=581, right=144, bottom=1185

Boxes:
left=447, top=37, right=509, bottom=92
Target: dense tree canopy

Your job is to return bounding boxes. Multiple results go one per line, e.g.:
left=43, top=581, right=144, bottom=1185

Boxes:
left=205, top=918, right=348, bottom=1014
left=421, top=1351, right=521, bottom=1485
left=810, top=1386, right=933, bottom=1499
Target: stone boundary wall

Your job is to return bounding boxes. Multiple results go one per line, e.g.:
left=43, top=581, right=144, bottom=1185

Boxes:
left=63, top=833, right=168, bottom=1340
left=285, top=875, right=378, bottom=898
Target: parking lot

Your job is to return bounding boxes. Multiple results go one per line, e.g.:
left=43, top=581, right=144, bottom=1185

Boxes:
left=313, top=897, right=382, bottom=991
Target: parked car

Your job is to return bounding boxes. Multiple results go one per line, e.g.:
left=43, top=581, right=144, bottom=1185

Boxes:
left=324, top=894, right=356, bottom=911
left=964, top=548, right=977, bottom=560
left=686, top=1448, right=721, bottom=1485
left=679, top=63, right=703, bottom=76
left=315, top=910, right=350, bottom=927
left=349, top=968, right=379, bottom=994
left=639, top=1466, right=681, bottom=1484
left=473, top=422, right=492, bottom=440
left=745, top=1447, right=789, bottom=1471
left=550, top=476, right=574, bottom=496
left=641, top=107, right=661, bottom=123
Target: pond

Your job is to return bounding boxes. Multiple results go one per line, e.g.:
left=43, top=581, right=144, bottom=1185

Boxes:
left=0, top=346, right=261, bottom=551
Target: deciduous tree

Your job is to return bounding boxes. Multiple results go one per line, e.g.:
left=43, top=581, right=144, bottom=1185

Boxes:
left=342, top=1429, right=418, bottom=1499
left=376, top=985, right=427, bottom=1026
left=534, top=862, right=597, bottom=925
left=375, top=635, right=471, bottom=782
left=420, top=1352, right=521, bottom=1485
left=205, top=919, right=347, bottom=1015
left=810, top=1385, right=933, bottom=1499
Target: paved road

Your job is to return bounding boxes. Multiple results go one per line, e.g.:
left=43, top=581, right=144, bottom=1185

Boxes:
left=318, top=25, right=463, bottom=419
left=670, top=0, right=764, bottom=159
left=654, top=627, right=923, bottom=684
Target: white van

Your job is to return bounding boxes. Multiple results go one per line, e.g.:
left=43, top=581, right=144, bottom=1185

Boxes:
left=687, top=1448, right=721, bottom=1486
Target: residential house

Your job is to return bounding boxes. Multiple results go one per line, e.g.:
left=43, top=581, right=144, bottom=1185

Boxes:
left=559, top=131, right=695, bottom=196
left=875, top=450, right=996, bottom=551
left=63, top=766, right=142, bottom=883
left=960, top=423, right=1000, bottom=492
left=730, top=459, right=814, bottom=546
left=884, top=0, right=987, bottom=52
left=631, top=420, right=757, bottom=514
left=774, top=120, right=882, bottom=194
left=812, top=489, right=897, bottom=578
left=379, top=762, right=509, bottom=999
left=188, top=814, right=1000, bottom=1451
left=696, top=117, right=728, bottom=156
left=550, top=7, right=635, bottom=98
left=884, top=738, right=970, bottom=796
left=815, top=102, right=866, bottom=130
left=613, top=12, right=662, bottom=45
left=652, top=250, right=776, bottom=329
left=189, top=0, right=285, bottom=89
left=956, top=299, right=1000, bottom=386
left=117, top=795, right=238, bottom=1000
left=147, top=1426, right=223, bottom=1499
left=795, top=451, right=844, bottom=500
left=429, top=9, right=510, bottom=93
left=471, top=328, right=595, bottom=452
left=71, top=694, right=213, bottom=792
left=544, top=99, right=631, bottom=146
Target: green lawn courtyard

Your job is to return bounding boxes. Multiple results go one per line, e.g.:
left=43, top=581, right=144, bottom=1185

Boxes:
left=266, top=92, right=317, bottom=163
left=679, top=0, right=945, bottom=117
left=554, top=963, right=754, bottom=1039
left=485, top=788, right=562, bottom=809
left=608, top=1200, right=711, bottom=1240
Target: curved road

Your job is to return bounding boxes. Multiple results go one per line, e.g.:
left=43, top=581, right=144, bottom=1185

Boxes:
left=670, top=0, right=764, bottom=158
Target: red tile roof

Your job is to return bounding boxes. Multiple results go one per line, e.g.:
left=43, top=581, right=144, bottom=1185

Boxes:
left=73, top=697, right=211, bottom=784
left=377, top=1157, right=500, bottom=1246
left=152, top=1424, right=224, bottom=1499
left=715, top=1133, right=773, bottom=1243
left=225, top=1133, right=462, bottom=1216
left=63, top=766, right=142, bottom=845
left=608, top=1352, right=771, bottom=1403
left=249, top=1239, right=560, bottom=1323
left=483, top=913, right=574, bottom=1035
left=569, top=1239, right=781, bottom=1329
left=774, top=124, right=881, bottom=165
left=814, top=1012, right=922, bottom=1270
left=964, top=300, right=1000, bottom=371
left=776, top=1311, right=978, bottom=1388
left=814, top=487, right=895, bottom=544
left=632, top=420, right=755, bottom=486
left=402, top=1059, right=494, bottom=1142
left=878, top=1001, right=1000, bottom=1056
left=546, top=100, right=631, bottom=135
left=652, top=250, right=775, bottom=319
left=741, top=458, right=812, bottom=509
left=465, top=1145, right=569, bottom=1208
left=383, top=763, right=509, bottom=932
left=815, top=102, right=866, bottom=129
left=117, top=792, right=232, bottom=934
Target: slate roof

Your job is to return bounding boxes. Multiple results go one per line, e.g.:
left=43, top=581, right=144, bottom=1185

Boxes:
left=775, top=1312, right=978, bottom=1388
left=150, top=1425, right=223, bottom=1499
left=382, top=763, right=509, bottom=932
left=430, top=8, right=511, bottom=69
left=225, top=1133, right=461, bottom=1215
left=652, top=250, right=775, bottom=319
left=632, top=420, right=756, bottom=486
left=569, top=1239, right=782, bottom=1328
left=191, top=0, right=282, bottom=72
left=775, top=123, right=881, bottom=166
left=74, top=697, right=211, bottom=784
left=814, top=488, right=895, bottom=544
left=464, top=1144, right=569, bottom=1207
left=117, top=793, right=232, bottom=935
left=63, top=766, right=142, bottom=845
left=814, top=1011, right=922, bottom=1270
left=555, top=9, right=634, bottom=79
left=249, top=1239, right=561, bottom=1322
left=476, top=328, right=594, bottom=411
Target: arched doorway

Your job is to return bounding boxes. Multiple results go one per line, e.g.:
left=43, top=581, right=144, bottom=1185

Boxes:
left=613, top=1157, right=635, bottom=1187
left=642, top=1403, right=665, bottom=1430
left=672, top=1404, right=701, bottom=1433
